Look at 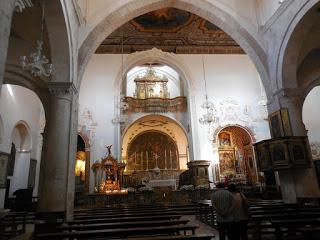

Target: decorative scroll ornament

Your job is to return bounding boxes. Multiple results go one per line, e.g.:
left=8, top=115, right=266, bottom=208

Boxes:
left=21, top=2, right=53, bottom=77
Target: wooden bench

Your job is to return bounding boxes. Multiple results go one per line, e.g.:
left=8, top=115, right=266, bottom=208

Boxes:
left=68, top=214, right=182, bottom=225
left=128, top=234, right=215, bottom=239
left=58, top=219, right=189, bottom=231
left=35, top=224, right=200, bottom=239
left=73, top=210, right=181, bottom=220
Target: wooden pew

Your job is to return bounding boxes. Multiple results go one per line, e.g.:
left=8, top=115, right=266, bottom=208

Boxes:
left=35, top=224, right=200, bottom=240
left=68, top=214, right=182, bottom=225
left=73, top=210, right=181, bottom=220
left=58, top=219, right=189, bottom=231
left=128, top=234, right=215, bottom=239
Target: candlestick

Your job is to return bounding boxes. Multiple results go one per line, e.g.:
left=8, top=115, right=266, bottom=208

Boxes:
left=146, top=151, right=149, bottom=170
left=141, top=151, right=143, bottom=170
left=164, top=149, right=167, bottom=170
left=169, top=150, right=172, bottom=170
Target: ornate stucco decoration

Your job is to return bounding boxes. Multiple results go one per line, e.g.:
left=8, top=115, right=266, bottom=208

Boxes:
left=78, top=107, right=98, bottom=145
left=204, top=97, right=269, bottom=141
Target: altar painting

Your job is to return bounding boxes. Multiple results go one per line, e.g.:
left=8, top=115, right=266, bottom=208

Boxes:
left=219, top=148, right=236, bottom=177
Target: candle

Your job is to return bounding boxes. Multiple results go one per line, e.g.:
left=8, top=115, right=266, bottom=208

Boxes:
left=141, top=151, right=143, bottom=170
left=169, top=150, right=172, bottom=170
left=146, top=151, right=149, bottom=170
left=164, top=149, right=167, bottom=170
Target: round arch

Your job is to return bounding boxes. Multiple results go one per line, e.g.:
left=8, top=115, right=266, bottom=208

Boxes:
left=212, top=124, right=256, bottom=145
left=122, top=114, right=189, bottom=170
left=11, top=120, right=32, bottom=151
left=277, top=0, right=320, bottom=90
left=213, top=124, right=258, bottom=184
left=113, top=48, right=195, bottom=94
left=76, top=131, right=91, bottom=193
left=78, top=0, right=270, bottom=98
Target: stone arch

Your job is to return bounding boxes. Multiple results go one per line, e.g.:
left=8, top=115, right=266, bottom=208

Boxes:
left=114, top=48, right=195, bottom=94
left=122, top=114, right=189, bottom=170
left=76, top=131, right=91, bottom=193
left=298, top=49, right=320, bottom=99
left=78, top=0, right=270, bottom=98
left=11, top=120, right=32, bottom=151
left=44, top=0, right=72, bottom=83
left=213, top=124, right=258, bottom=183
left=278, top=0, right=320, bottom=90
left=212, top=124, right=256, bottom=145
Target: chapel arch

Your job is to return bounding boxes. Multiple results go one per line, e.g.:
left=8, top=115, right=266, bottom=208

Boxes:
left=122, top=114, right=189, bottom=182
left=75, top=132, right=91, bottom=194
left=213, top=125, right=258, bottom=185
left=78, top=1, right=270, bottom=97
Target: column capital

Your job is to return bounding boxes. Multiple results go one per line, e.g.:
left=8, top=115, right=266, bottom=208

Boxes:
left=48, top=82, right=78, bottom=101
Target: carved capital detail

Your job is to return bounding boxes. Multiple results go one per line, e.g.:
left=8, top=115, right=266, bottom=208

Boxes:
left=15, top=0, right=33, bottom=13
left=48, top=82, right=78, bottom=101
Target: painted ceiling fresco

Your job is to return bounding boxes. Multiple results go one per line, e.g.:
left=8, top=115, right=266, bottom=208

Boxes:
left=96, top=8, right=243, bottom=54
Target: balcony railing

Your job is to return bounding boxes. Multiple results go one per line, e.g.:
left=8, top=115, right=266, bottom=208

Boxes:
left=124, top=97, right=187, bottom=113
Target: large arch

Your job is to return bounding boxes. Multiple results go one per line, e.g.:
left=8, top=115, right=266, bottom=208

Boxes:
left=78, top=0, right=270, bottom=97
left=122, top=114, right=189, bottom=171
left=113, top=48, right=195, bottom=94
left=277, top=0, right=320, bottom=90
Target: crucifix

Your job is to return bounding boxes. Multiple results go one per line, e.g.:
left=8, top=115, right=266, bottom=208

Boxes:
left=153, top=152, right=160, bottom=168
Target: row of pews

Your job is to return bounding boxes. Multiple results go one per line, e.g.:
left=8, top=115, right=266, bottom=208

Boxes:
left=34, top=204, right=215, bottom=240
left=0, top=211, right=36, bottom=239
left=196, top=199, right=320, bottom=240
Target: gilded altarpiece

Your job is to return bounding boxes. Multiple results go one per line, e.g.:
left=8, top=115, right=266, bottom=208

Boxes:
left=127, top=131, right=179, bottom=176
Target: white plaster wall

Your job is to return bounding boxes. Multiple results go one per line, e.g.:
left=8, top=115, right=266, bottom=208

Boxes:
left=303, top=86, right=320, bottom=160
left=0, top=85, right=44, bottom=207
left=79, top=53, right=270, bottom=190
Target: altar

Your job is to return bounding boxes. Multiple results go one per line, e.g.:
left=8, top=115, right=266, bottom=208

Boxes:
left=149, top=179, right=176, bottom=189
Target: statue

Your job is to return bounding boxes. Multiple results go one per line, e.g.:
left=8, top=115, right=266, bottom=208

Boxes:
left=106, top=145, right=112, bottom=156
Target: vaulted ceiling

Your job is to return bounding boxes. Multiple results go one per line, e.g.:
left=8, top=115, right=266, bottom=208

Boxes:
left=96, top=8, right=243, bottom=54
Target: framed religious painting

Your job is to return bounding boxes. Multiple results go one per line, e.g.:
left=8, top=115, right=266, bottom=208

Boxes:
left=268, top=110, right=284, bottom=138
left=254, top=142, right=272, bottom=171
left=268, top=108, right=292, bottom=138
left=288, top=137, right=309, bottom=167
left=269, top=141, right=290, bottom=169
left=280, top=108, right=292, bottom=136
left=0, top=152, right=9, bottom=188
left=218, top=147, right=236, bottom=177
left=28, top=159, right=37, bottom=188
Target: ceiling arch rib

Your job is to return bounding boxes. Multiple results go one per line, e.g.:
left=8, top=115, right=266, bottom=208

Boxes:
left=78, top=0, right=270, bottom=99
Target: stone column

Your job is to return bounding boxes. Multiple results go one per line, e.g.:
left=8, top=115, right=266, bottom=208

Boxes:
left=268, top=90, right=320, bottom=203
left=0, top=0, right=15, bottom=89
left=38, top=83, right=78, bottom=220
